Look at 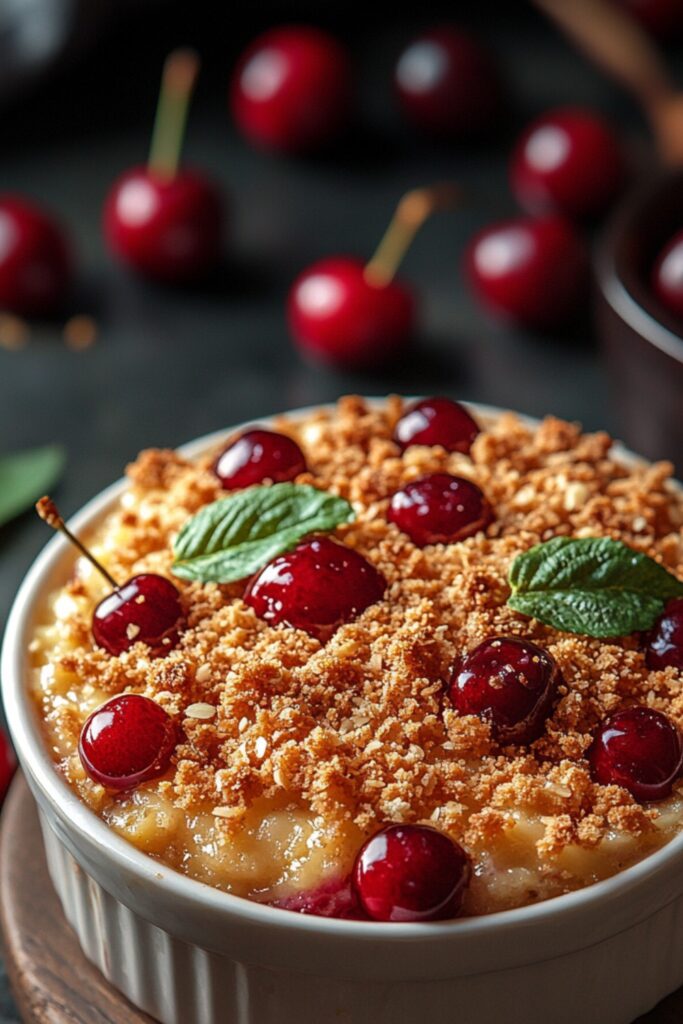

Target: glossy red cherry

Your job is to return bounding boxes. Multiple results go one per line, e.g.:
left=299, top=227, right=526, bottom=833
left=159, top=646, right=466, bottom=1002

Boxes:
left=352, top=824, right=470, bottom=922
left=103, top=167, right=223, bottom=283
left=394, top=397, right=479, bottom=453
left=644, top=598, right=683, bottom=670
left=510, top=107, right=624, bottom=220
left=214, top=429, right=307, bottom=490
left=465, top=215, right=588, bottom=330
left=271, top=875, right=366, bottom=919
left=449, top=636, right=562, bottom=745
left=79, top=694, right=178, bottom=791
left=389, top=473, right=492, bottom=547
left=0, top=730, right=16, bottom=802
left=92, top=574, right=184, bottom=657
left=395, top=27, right=502, bottom=139
left=244, top=536, right=386, bottom=640
left=0, top=196, right=70, bottom=316
left=287, top=257, right=415, bottom=369
left=588, top=706, right=683, bottom=801
left=230, top=26, right=352, bottom=153
left=652, top=228, right=683, bottom=321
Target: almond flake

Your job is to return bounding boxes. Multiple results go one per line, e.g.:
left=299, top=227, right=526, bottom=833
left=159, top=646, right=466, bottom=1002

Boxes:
left=185, top=702, right=216, bottom=721
left=125, top=623, right=141, bottom=640
left=195, top=664, right=212, bottom=684
left=254, top=736, right=268, bottom=760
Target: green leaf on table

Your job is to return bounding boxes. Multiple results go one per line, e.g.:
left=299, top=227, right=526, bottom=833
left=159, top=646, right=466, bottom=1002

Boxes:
left=508, top=536, right=683, bottom=638
left=172, top=482, right=355, bottom=584
left=0, top=445, right=66, bottom=529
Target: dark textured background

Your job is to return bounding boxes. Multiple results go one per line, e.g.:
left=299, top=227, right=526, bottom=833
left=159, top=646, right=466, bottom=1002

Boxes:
left=0, top=2, right=678, bottom=1019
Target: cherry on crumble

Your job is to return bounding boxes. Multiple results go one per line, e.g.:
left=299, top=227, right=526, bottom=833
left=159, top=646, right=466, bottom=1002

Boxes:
left=389, top=473, right=492, bottom=547
left=36, top=497, right=184, bottom=658
left=79, top=694, right=179, bottom=790
left=214, top=429, right=307, bottom=489
left=393, top=397, right=480, bottom=454
left=230, top=26, right=353, bottom=153
left=104, top=49, right=223, bottom=283
left=588, top=706, right=683, bottom=801
left=0, top=196, right=71, bottom=316
left=644, top=598, right=683, bottom=670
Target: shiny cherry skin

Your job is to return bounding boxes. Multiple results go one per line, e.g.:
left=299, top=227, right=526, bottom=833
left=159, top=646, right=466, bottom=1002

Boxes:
left=510, top=107, right=624, bottom=220
left=644, top=598, right=683, bottom=671
left=395, top=27, right=502, bottom=139
left=214, top=429, right=307, bottom=490
left=449, top=636, right=562, bottom=745
left=79, top=694, right=179, bottom=791
left=103, top=166, right=223, bottom=283
left=352, top=824, right=471, bottom=922
left=652, top=228, right=683, bottom=321
left=465, top=215, right=588, bottom=330
left=230, top=26, right=352, bottom=153
left=92, top=574, right=184, bottom=657
left=0, top=196, right=71, bottom=315
left=588, top=706, right=683, bottom=801
left=0, top=730, right=16, bottom=802
left=288, top=257, right=415, bottom=369
left=244, top=536, right=386, bottom=641
left=394, top=397, right=479, bottom=454
left=389, top=473, right=492, bottom=547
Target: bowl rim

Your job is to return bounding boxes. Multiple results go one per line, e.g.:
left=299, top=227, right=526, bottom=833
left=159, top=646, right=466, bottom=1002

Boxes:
left=4, top=397, right=683, bottom=950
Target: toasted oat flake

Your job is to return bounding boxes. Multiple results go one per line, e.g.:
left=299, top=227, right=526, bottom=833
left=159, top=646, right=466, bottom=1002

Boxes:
left=185, top=702, right=216, bottom=720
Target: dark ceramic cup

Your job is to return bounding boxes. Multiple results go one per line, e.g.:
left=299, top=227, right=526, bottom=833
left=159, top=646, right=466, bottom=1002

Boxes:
left=595, top=170, right=683, bottom=472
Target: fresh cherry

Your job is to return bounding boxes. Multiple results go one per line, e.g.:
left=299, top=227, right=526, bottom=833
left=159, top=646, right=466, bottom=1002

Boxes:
left=104, top=166, right=222, bottom=283
left=395, top=27, right=502, bottom=139
left=0, top=730, right=16, bottom=802
left=230, top=26, right=353, bottom=153
left=214, top=429, right=307, bottom=489
left=644, top=598, right=683, bottom=670
left=652, top=228, right=683, bottom=321
left=271, top=875, right=366, bottom=919
left=244, top=536, right=386, bottom=640
left=389, top=473, right=492, bottom=547
left=465, top=215, right=588, bottom=330
left=79, top=694, right=179, bottom=790
left=0, top=196, right=71, bottom=316
left=588, top=706, right=683, bottom=801
left=93, top=574, right=184, bottom=657
left=352, top=824, right=470, bottom=922
left=510, top=107, right=624, bottom=220
left=449, top=636, right=562, bottom=745
left=394, top=397, right=479, bottom=454
left=287, top=256, right=415, bottom=369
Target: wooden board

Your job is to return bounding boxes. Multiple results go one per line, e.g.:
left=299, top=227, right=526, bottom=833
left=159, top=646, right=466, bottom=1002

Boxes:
left=0, top=773, right=681, bottom=1023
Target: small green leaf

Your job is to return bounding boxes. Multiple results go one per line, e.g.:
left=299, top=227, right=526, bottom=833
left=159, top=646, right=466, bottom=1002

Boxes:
left=508, top=536, right=683, bottom=638
left=172, top=482, right=355, bottom=584
left=0, top=445, right=66, bottom=529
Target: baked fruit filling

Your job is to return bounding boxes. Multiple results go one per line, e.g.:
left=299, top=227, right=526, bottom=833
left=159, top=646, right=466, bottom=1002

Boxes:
left=30, top=396, right=683, bottom=921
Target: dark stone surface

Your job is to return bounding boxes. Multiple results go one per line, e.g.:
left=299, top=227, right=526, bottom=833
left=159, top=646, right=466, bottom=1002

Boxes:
left=0, top=3, right=677, bottom=1020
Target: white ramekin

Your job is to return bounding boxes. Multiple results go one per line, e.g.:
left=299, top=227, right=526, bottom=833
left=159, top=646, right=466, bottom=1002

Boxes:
left=3, top=401, right=683, bottom=1024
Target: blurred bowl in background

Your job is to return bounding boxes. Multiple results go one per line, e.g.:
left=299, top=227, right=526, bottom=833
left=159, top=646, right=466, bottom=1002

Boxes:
left=596, top=169, right=683, bottom=471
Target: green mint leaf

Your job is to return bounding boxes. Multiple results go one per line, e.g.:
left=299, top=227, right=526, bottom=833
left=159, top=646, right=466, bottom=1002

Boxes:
left=508, top=536, right=683, bottom=638
left=0, top=445, right=66, bottom=529
left=171, top=482, right=355, bottom=584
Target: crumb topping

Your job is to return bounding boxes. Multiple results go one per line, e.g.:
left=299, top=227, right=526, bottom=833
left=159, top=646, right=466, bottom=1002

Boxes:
left=38, top=396, right=683, bottom=866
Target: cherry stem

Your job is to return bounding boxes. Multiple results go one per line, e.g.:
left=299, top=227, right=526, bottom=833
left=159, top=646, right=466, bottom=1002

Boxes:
left=148, top=48, right=200, bottom=180
left=36, top=497, right=119, bottom=590
left=364, top=183, right=461, bottom=287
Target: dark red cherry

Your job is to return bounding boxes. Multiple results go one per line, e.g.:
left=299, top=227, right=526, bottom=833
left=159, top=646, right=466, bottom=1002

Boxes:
left=0, top=730, right=16, bottom=802
left=394, top=27, right=502, bottom=140
left=394, top=397, right=479, bottom=454
left=588, top=706, right=683, bottom=801
left=79, top=694, right=178, bottom=791
left=244, top=536, right=386, bottom=640
left=0, top=195, right=71, bottom=316
left=214, top=429, right=307, bottom=490
left=510, top=107, right=624, bottom=220
left=652, top=228, right=683, bottom=321
left=389, top=473, right=492, bottom=547
left=271, top=875, right=366, bottom=919
left=92, top=574, right=184, bottom=657
left=644, top=598, right=683, bottom=671
left=352, top=824, right=470, bottom=923
left=103, top=166, right=223, bottom=283
left=230, top=26, right=352, bottom=153
left=449, top=636, right=561, bottom=745
left=465, top=215, right=588, bottom=330
left=287, top=256, right=415, bottom=369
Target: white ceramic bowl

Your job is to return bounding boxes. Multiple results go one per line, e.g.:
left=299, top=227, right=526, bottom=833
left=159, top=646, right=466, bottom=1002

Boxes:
left=3, top=402, right=683, bottom=1024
